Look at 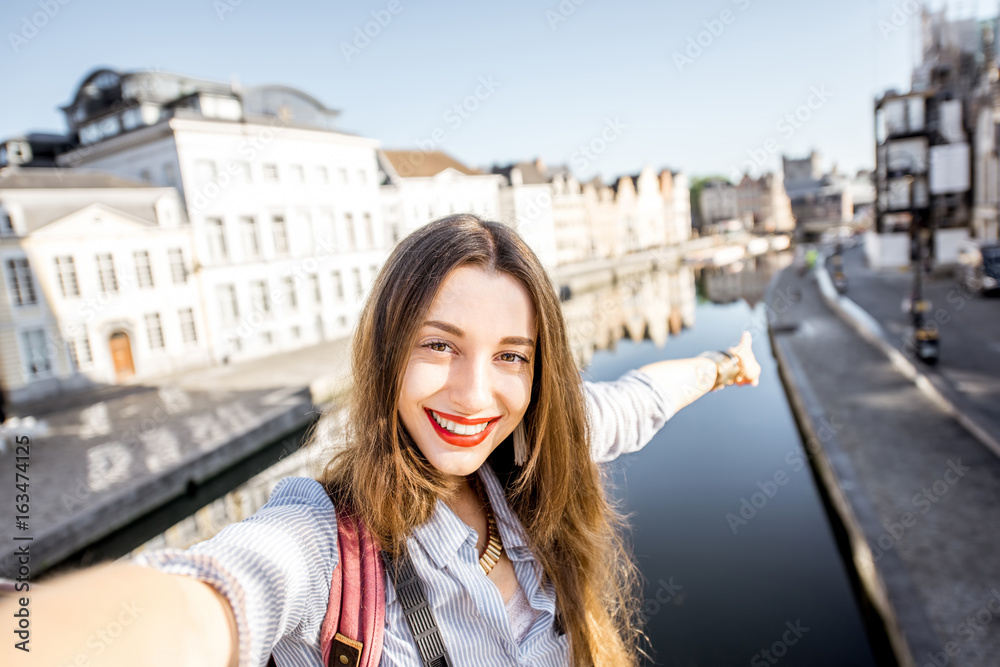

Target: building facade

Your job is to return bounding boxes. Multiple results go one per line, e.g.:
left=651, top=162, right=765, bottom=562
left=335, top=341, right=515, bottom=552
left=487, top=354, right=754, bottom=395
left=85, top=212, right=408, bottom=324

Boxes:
left=378, top=150, right=502, bottom=245
left=56, top=69, right=387, bottom=364
left=0, top=170, right=201, bottom=403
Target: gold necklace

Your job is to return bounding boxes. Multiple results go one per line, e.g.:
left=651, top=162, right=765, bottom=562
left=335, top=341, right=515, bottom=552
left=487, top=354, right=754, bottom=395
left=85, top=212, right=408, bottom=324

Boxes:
left=471, top=476, right=504, bottom=576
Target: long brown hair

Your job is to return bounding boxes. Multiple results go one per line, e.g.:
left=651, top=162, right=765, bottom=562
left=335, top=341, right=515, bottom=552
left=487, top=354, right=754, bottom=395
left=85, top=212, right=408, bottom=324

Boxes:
left=318, top=214, right=646, bottom=665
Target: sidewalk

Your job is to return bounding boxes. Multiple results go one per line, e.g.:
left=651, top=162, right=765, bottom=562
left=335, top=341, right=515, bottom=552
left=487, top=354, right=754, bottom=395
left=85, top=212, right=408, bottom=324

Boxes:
left=0, top=336, right=353, bottom=577
left=834, top=245, right=1000, bottom=457
left=767, top=250, right=1000, bottom=667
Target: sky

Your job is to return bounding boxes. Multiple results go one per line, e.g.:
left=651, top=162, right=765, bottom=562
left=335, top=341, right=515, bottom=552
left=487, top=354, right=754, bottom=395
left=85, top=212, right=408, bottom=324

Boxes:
left=0, top=0, right=995, bottom=183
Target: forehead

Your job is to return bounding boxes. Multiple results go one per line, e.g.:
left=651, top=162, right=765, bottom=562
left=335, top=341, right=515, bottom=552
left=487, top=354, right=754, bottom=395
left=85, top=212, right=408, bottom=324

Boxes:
left=426, top=266, right=536, bottom=335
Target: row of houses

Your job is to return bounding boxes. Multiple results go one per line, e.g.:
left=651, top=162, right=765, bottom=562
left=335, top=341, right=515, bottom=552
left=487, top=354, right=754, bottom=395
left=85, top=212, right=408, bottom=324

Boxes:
left=696, top=152, right=875, bottom=237
left=0, top=68, right=693, bottom=406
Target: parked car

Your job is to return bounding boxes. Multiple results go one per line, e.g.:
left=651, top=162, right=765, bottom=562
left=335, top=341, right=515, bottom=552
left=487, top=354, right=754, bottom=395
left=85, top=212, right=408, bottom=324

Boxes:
left=957, top=241, right=1000, bottom=294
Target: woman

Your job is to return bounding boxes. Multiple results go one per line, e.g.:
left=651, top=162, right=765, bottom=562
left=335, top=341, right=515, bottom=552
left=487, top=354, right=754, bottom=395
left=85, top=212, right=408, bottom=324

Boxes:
left=1, top=215, right=759, bottom=666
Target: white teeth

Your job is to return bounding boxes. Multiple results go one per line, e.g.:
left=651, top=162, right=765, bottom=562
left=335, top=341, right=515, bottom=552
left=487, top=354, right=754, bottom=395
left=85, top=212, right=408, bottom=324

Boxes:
left=431, top=411, right=490, bottom=436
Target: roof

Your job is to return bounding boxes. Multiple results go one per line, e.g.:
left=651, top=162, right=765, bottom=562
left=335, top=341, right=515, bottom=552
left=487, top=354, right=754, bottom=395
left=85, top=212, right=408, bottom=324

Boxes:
left=491, top=161, right=548, bottom=185
left=0, top=168, right=148, bottom=189
left=382, top=150, right=483, bottom=178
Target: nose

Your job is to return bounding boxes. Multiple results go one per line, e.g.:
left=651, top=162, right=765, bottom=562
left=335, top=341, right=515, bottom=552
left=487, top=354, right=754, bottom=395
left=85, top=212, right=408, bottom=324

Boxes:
left=449, top=355, right=493, bottom=415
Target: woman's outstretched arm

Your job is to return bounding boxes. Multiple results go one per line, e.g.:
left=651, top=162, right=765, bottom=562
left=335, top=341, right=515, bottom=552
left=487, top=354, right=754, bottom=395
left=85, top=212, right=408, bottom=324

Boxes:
left=639, top=331, right=761, bottom=412
left=1, top=561, right=237, bottom=667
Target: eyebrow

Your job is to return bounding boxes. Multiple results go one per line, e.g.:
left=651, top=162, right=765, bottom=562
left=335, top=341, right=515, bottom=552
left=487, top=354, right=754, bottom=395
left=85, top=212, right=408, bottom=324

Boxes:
left=423, top=320, right=535, bottom=348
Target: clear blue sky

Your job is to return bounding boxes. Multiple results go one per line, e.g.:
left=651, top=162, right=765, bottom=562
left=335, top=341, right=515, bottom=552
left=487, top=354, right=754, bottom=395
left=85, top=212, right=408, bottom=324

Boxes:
left=0, top=0, right=989, bottom=182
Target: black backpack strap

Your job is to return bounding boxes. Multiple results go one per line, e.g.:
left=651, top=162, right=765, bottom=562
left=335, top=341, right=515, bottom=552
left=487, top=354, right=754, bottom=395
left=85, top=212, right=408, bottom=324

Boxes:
left=380, top=550, right=453, bottom=667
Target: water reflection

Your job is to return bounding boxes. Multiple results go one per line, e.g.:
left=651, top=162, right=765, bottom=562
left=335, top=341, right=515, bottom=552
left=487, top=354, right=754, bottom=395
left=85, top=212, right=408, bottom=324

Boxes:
left=564, top=263, right=696, bottom=368
left=564, top=252, right=793, bottom=365
left=562, top=250, right=878, bottom=666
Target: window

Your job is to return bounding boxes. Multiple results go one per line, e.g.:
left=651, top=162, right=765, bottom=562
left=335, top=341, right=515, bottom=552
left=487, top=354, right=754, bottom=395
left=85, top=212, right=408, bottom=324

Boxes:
left=352, top=267, right=363, bottom=298
left=338, top=168, right=348, bottom=184
left=21, top=328, right=51, bottom=377
left=68, top=332, right=93, bottom=369
left=194, top=160, right=217, bottom=184
left=291, top=325, right=301, bottom=339
left=250, top=280, right=270, bottom=314
left=290, top=165, right=304, bottom=183
left=206, top=218, right=228, bottom=261
left=145, top=313, right=165, bottom=349
left=96, top=253, right=118, bottom=294
left=240, top=217, right=259, bottom=259
left=332, top=271, right=344, bottom=300
left=309, top=273, right=321, bottom=303
left=122, top=108, right=143, bottom=130
left=370, top=264, right=378, bottom=284
left=345, top=213, right=356, bottom=250
left=317, top=166, right=330, bottom=184
left=283, top=277, right=298, bottom=310
left=134, top=250, right=154, bottom=288
left=168, top=248, right=189, bottom=283
left=363, top=213, right=374, bottom=248
left=218, top=284, right=239, bottom=324
left=263, top=164, right=279, bottom=183
left=261, top=331, right=273, bottom=346
left=179, top=308, right=197, bottom=344
left=272, top=215, right=289, bottom=256
left=358, top=169, right=367, bottom=185
left=54, top=256, right=80, bottom=298
left=6, top=258, right=37, bottom=306
left=1, top=210, right=14, bottom=235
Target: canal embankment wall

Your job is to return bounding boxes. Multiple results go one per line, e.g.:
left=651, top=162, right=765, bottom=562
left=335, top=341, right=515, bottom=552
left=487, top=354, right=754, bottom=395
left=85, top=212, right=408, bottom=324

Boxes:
left=767, top=261, right=1000, bottom=667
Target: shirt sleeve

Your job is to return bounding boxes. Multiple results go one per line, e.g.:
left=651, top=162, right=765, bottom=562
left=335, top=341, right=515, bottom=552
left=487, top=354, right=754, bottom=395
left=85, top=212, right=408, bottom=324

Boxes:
left=582, top=368, right=677, bottom=464
left=129, top=476, right=338, bottom=667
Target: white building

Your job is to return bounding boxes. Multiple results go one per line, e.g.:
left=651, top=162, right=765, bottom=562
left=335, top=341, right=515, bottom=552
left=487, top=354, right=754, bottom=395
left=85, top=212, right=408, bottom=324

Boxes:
left=377, top=150, right=502, bottom=244
left=582, top=177, right=619, bottom=259
left=549, top=169, right=589, bottom=266
left=0, top=170, right=202, bottom=404
left=660, top=170, right=693, bottom=245
left=491, top=162, right=558, bottom=270
left=611, top=166, right=667, bottom=254
left=57, top=69, right=386, bottom=364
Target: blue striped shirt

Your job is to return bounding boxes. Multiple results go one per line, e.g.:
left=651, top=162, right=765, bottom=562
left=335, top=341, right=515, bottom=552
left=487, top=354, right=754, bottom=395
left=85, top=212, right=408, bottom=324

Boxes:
left=131, top=369, right=675, bottom=666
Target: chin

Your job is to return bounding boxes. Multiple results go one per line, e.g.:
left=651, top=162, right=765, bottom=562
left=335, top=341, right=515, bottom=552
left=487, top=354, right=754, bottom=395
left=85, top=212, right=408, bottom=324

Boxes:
left=425, top=449, right=492, bottom=478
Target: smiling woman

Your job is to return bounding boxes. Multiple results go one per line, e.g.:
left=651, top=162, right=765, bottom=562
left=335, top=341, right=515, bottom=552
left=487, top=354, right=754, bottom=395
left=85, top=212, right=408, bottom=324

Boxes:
left=397, top=266, right=536, bottom=476
left=0, top=214, right=760, bottom=667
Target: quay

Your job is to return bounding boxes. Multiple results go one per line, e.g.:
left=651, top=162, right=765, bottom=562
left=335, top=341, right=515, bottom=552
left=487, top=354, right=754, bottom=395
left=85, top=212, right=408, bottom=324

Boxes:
left=768, top=244, right=1000, bottom=666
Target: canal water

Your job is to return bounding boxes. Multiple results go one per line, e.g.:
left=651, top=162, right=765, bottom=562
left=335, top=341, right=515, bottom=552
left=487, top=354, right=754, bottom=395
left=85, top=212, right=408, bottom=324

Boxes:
left=566, top=253, right=879, bottom=666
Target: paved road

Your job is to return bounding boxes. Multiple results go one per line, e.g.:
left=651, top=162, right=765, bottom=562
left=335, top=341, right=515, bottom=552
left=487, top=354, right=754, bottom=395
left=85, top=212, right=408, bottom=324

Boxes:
left=838, top=244, right=1000, bottom=440
left=769, top=259, right=1000, bottom=667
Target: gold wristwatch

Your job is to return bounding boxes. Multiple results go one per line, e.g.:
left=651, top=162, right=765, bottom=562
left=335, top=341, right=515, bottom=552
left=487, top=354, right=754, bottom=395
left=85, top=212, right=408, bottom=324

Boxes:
left=698, top=350, right=741, bottom=391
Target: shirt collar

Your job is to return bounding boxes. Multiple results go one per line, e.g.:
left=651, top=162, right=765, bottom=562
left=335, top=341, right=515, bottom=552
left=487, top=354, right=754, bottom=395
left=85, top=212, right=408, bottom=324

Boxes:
left=409, top=461, right=533, bottom=569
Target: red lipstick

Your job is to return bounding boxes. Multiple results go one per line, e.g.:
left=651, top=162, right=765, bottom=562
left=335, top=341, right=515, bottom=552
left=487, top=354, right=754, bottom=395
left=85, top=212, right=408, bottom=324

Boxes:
left=425, top=409, right=499, bottom=447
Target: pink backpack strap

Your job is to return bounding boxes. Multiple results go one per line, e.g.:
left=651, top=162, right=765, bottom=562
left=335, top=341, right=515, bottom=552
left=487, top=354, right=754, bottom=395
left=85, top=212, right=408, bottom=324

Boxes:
left=317, top=506, right=386, bottom=667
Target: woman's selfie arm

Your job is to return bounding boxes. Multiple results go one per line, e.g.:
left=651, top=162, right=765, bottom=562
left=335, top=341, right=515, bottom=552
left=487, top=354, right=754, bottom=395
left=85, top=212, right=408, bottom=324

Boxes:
left=0, top=562, right=238, bottom=667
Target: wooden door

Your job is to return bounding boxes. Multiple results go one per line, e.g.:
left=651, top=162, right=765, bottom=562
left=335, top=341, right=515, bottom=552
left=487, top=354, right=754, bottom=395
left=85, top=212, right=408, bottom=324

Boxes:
left=109, top=331, right=134, bottom=379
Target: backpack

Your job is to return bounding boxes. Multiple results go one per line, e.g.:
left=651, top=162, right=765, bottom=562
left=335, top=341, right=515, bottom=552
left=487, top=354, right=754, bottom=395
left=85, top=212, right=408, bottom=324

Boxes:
left=267, top=506, right=386, bottom=667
